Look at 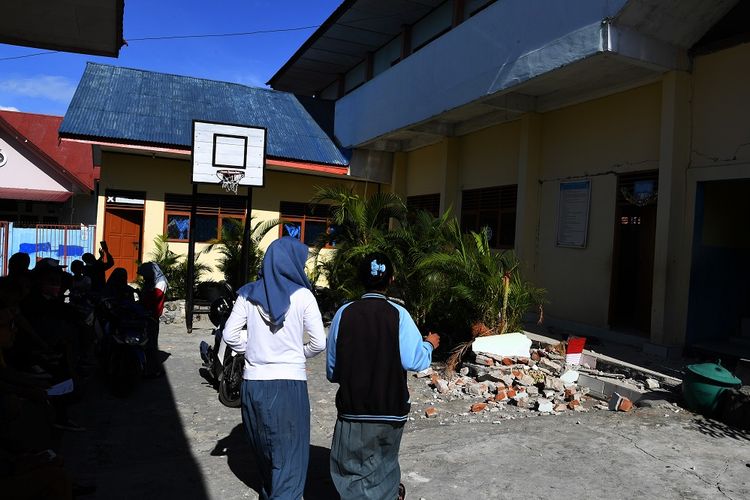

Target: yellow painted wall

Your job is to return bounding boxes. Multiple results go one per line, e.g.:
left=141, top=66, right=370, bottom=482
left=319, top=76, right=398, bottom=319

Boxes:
left=96, top=151, right=369, bottom=282
left=405, top=142, right=444, bottom=196
left=692, top=43, right=750, bottom=169
left=535, top=83, right=662, bottom=328
left=459, top=120, right=520, bottom=189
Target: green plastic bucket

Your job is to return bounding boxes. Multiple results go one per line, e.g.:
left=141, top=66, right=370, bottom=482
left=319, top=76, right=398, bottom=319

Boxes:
left=682, top=362, right=741, bottom=415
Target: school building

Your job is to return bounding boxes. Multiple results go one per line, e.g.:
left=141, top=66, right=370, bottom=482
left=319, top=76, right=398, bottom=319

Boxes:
left=59, top=63, right=370, bottom=281
left=268, top=0, right=750, bottom=353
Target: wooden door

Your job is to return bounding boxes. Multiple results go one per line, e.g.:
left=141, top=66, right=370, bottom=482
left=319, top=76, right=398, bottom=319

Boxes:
left=104, top=208, right=143, bottom=281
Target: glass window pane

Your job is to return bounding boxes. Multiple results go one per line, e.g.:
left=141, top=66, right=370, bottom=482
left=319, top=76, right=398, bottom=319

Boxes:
left=166, top=214, right=190, bottom=240
left=195, top=214, right=218, bottom=242
left=282, top=221, right=302, bottom=240
left=221, top=218, right=243, bottom=240
left=304, top=220, right=328, bottom=246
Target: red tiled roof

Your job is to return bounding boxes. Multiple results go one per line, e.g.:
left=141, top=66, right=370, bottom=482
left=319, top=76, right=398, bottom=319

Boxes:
left=0, top=110, right=96, bottom=191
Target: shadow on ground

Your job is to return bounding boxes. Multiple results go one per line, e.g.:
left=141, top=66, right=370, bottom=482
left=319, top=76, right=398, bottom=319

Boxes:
left=63, top=349, right=210, bottom=500
left=213, top=424, right=339, bottom=500
left=689, top=416, right=750, bottom=442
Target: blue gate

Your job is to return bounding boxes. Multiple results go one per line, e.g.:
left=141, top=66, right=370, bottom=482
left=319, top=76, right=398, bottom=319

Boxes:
left=1, top=223, right=97, bottom=273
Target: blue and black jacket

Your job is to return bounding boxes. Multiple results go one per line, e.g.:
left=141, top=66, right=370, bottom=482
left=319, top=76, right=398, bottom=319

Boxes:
left=326, top=293, right=434, bottom=423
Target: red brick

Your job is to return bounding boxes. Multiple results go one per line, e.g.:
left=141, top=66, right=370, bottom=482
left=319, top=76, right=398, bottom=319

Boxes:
left=512, top=370, right=523, bottom=379
left=502, top=357, right=514, bottom=366
left=470, top=402, right=487, bottom=413
left=425, top=406, right=438, bottom=418
left=568, top=400, right=580, bottom=410
left=506, top=389, right=517, bottom=399
left=565, top=388, right=577, bottom=401
left=495, top=390, right=508, bottom=401
left=518, top=357, right=530, bottom=365
left=430, top=374, right=439, bottom=386
left=618, top=398, right=633, bottom=412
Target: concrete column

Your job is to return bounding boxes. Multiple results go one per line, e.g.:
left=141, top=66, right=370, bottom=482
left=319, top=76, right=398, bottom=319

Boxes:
left=440, top=137, right=461, bottom=215
left=515, top=113, right=543, bottom=276
left=650, top=71, right=692, bottom=346
left=390, top=151, right=408, bottom=199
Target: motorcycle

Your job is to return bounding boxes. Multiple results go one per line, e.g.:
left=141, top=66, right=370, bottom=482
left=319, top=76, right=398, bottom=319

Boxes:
left=94, top=298, right=151, bottom=396
left=199, top=282, right=246, bottom=408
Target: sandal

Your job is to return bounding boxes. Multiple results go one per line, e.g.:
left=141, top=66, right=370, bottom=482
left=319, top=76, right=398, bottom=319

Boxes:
left=398, top=482, right=406, bottom=500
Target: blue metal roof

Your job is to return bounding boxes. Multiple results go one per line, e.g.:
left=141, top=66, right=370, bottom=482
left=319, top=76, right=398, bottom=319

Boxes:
left=60, top=63, right=349, bottom=166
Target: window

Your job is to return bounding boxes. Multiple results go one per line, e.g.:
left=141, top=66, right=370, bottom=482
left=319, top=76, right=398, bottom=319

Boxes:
left=279, top=202, right=335, bottom=247
left=411, top=1, right=453, bottom=52
left=164, top=193, right=245, bottom=242
left=461, top=185, right=517, bottom=248
left=407, top=193, right=441, bottom=217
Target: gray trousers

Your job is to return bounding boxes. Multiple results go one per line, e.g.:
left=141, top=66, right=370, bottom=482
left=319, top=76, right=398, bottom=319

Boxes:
left=330, top=418, right=405, bottom=500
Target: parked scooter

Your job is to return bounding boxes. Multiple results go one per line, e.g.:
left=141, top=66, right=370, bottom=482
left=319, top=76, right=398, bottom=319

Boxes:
left=199, top=282, right=246, bottom=408
left=94, top=297, right=151, bottom=396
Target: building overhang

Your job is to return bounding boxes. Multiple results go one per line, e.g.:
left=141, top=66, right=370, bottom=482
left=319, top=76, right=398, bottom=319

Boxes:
left=0, top=187, right=72, bottom=202
left=61, top=138, right=352, bottom=180
left=336, top=0, right=737, bottom=153
left=0, top=0, right=125, bottom=57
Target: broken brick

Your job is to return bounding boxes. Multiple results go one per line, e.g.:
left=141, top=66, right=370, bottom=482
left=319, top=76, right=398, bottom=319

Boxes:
left=531, top=351, right=541, bottom=362
left=568, top=400, right=580, bottom=410
left=425, top=407, right=438, bottom=418
left=495, top=390, right=508, bottom=401
left=618, top=398, right=633, bottom=412
left=554, top=403, right=568, bottom=412
left=470, top=402, right=487, bottom=413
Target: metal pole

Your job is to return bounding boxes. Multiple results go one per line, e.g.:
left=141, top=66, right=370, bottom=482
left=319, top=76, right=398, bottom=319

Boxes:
left=186, top=183, right=198, bottom=333
left=239, top=186, right=254, bottom=286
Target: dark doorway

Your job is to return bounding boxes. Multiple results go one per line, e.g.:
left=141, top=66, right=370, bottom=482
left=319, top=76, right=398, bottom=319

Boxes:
left=609, top=171, right=659, bottom=335
left=686, top=179, right=750, bottom=351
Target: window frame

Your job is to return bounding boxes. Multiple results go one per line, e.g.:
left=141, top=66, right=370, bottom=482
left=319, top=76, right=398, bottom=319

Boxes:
left=163, top=194, right=246, bottom=243
left=460, top=185, right=518, bottom=249
left=278, top=202, right=336, bottom=248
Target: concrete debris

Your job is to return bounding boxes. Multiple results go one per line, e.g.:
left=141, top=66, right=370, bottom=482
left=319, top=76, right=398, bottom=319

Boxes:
left=645, top=378, right=660, bottom=390
left=609, top=392, right=633, bottom=412
left=422, top=338, right=677, bottom=421
left=472, top=332, right=532, bottom=359
left=417, top=367, right=435, bottom=378
left=537, top=399, right=554, bottom=413
left=560, top=370, right=580, bottom=385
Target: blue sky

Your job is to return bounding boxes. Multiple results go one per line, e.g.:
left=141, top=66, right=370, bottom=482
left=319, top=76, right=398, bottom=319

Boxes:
left=0, top=0, right=341, bottom=115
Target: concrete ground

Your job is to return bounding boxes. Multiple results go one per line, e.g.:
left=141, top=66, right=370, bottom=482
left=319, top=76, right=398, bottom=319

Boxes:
left=63, top=318, right=750, bottom=500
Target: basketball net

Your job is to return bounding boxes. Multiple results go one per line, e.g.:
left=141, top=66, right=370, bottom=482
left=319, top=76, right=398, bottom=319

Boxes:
left=217, top=170, right=245, bottom=194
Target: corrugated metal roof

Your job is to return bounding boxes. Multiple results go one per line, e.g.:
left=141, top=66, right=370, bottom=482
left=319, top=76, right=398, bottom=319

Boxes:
left=0, top=110, right=95, bottom=191
left=60, top=63, right=349, bottom=166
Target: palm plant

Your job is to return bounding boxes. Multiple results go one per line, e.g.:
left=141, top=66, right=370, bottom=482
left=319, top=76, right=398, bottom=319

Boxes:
left=203, top=217, right=280, bottom=289
left=309, top=186, right=407, bottom=301
left=385, top=209, right=458, bottom=327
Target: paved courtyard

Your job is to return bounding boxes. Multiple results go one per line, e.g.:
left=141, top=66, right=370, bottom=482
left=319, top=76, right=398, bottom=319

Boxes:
left=62, top=319, right=750, bottom=499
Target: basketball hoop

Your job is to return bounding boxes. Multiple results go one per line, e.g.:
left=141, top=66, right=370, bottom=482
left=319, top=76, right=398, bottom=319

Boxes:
left=217, top=170, right=245, bottom=194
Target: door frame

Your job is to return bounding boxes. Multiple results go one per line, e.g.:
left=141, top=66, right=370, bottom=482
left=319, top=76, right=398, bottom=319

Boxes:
left=103, top=190, right=146, bottom=279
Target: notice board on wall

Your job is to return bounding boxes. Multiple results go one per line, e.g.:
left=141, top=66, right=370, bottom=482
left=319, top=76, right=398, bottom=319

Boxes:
left=556, top=179, right=591, bottom=248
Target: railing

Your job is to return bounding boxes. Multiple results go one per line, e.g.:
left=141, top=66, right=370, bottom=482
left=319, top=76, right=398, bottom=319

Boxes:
left=0, top=222, right=96, bottom=274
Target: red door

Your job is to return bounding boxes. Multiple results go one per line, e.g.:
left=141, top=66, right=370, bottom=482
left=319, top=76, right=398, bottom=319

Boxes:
left=104, top=208, right=143, bottom=281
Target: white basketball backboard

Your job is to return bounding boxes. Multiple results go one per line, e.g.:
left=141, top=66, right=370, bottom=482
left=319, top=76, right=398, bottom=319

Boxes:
left=192, top=120, right=266, bottom=187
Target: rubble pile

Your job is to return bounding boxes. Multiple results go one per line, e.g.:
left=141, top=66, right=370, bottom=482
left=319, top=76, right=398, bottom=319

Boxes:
left=419, top=347, right=604, bottom=417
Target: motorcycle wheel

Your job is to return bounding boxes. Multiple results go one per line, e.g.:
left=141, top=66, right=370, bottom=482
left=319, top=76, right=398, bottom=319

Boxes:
left=218, top=356, right=243, bottom=408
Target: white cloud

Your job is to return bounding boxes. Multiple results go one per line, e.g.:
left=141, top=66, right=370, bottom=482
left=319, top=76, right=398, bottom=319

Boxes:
left=0, top=106, right=19, bottom=111
left=0, top=76, right=76, bottom=103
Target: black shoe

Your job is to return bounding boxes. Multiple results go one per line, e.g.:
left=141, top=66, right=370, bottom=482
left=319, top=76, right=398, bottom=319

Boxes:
left=398, top=483, right=406, bottom=500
